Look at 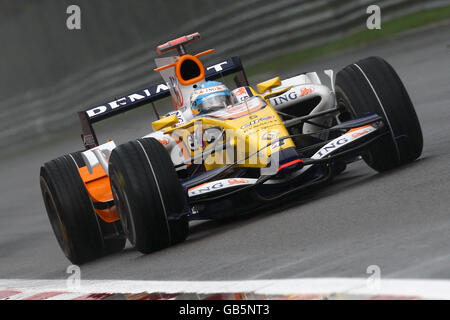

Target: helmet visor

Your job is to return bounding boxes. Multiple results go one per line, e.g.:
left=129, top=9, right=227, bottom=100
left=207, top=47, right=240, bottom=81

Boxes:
left=197, top=94, right=231, bottom=113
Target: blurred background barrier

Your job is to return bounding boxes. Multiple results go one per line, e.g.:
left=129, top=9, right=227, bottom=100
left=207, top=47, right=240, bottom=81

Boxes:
left=0, top=0, right=449, bottom=155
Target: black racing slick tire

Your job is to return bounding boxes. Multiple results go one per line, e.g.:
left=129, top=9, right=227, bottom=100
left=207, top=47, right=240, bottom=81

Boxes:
left=108, top=138, right=189, bottom=254
left=335, top=56, right=423, bottom=172
left=40, top=152, right=126, bottom=265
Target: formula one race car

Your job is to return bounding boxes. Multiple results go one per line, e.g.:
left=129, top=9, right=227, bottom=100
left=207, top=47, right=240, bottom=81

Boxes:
left=40, top=32, right=423, bottom=264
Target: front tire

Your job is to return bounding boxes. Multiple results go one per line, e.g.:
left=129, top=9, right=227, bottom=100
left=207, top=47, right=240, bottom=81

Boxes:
left=336, top=56, right=423, bottom=172
left=40, top=152, right=125, bottom=265
left=108, top=138, right=188, bottom=254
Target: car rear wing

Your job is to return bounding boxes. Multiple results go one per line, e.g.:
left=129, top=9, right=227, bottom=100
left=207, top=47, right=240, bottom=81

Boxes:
left=78, top=56, right=249, bottom=149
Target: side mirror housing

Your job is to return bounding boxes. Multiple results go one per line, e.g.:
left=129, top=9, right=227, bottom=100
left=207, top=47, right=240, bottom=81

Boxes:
left=152, top=114, right=178, bottom=131
left=257, top=77, right=282, bottom=94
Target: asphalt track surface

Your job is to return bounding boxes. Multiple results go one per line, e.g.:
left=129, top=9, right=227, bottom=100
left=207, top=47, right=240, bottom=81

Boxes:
left=1, top=21, right=449, bottom=282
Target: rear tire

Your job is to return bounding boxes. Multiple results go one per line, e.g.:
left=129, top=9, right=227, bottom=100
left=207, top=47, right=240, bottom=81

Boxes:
left=108, top=138, right=188, bottom=254
left=40, top=152, right=125, bottom=265
left=335, top=56, right=423, bottom=172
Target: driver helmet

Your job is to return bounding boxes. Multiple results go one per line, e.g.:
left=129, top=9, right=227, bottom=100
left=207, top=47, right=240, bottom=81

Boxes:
left=190, top=81, right=231, bottom=115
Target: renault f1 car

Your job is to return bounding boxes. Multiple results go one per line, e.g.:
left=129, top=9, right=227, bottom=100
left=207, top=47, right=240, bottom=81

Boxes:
left=40, top=32, right=423, bottom=264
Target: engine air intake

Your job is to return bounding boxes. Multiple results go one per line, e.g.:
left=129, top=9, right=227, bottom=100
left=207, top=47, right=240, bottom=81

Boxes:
left=175, top=55, right=205, bottom=85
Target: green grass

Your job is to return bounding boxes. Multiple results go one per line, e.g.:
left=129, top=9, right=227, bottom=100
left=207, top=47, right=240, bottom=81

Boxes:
left=247, top=6, right=450, bottom=76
